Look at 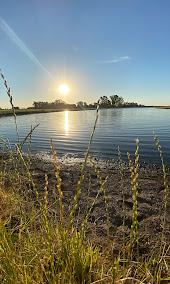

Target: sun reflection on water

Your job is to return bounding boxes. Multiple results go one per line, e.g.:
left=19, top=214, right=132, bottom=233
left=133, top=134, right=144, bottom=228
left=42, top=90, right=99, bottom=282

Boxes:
left=64, top=110, right=69, bottom=135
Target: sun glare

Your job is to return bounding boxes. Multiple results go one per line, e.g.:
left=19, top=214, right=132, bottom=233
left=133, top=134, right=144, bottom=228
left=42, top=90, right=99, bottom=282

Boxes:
left=64, top=110, right=69, bottom=135
left=58, top=83, right=70, bottom=95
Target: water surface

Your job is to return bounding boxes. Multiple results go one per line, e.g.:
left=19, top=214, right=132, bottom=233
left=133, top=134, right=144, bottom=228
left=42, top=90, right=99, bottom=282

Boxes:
left=0, top=108, right=170, bottom=165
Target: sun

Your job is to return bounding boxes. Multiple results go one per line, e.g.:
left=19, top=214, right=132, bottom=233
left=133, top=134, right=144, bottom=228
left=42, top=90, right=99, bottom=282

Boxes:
left=58, top=83, right=70, bottom=95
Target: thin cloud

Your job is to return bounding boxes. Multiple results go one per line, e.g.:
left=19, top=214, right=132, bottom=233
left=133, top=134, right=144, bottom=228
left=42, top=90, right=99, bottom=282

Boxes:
left=97, top=56, right=131, bottom=64
left=0, top=17, right=55, bottom=82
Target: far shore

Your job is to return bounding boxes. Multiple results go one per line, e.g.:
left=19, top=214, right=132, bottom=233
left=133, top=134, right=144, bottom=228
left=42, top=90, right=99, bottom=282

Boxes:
left=155, top=106, right=170, bottom=109
left=0, top=108, right=84, bottom=117
left=0, top=106, right=156, bottom=118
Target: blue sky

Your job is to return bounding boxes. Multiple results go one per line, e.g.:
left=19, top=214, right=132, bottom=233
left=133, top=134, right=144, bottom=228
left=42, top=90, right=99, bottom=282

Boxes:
left=0, top=0, right=170, bottom=108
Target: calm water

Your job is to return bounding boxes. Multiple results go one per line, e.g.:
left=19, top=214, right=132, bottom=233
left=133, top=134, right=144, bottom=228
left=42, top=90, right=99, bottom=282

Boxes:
left=0, top=108, right=170, bottom=165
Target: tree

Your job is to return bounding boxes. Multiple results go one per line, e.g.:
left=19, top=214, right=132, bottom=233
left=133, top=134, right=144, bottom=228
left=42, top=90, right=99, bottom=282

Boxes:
left=83, top=102, right=88, bottom=108
left=77, top=101, right=84, bottom=109
left=33, top=100, right=66, bottom=109
left=100, top=96, right=111, bottom=107
left=110, top=95, right=124, bottom=107
left=54, top=99, right=65, bottom=105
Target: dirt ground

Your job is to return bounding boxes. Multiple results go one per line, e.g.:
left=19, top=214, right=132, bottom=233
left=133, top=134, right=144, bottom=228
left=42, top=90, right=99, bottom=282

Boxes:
left=27, top=156, right=170, bottom=255
left=1, top=152, right=170, bottom=256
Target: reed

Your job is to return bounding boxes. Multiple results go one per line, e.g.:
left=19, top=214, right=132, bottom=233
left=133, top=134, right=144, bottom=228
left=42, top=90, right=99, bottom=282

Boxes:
left=69, top=100, right=100, bottom=228
left=81, top=157, right=109, bottom=237
left=127, top=139, right=139, bottom=254
left=0, top=69, right=19, bottom=143
left=118, top=146, right=126, bottom=260
left=50, top=141, right=64, bottom=226
left=89, top=158, right=110, bottom=236
left=154, top=133, right=169, bottom=240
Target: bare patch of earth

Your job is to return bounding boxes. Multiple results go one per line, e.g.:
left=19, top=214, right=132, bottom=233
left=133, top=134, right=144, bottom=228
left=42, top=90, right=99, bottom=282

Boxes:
left=30, top=156, right=170, bottom=255
left=1, top=153, right=170, bottom=256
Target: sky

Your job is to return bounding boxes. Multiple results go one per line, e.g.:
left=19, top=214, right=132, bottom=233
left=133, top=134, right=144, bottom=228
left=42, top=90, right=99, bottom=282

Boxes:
left=0, top=0, right=170, bottom=108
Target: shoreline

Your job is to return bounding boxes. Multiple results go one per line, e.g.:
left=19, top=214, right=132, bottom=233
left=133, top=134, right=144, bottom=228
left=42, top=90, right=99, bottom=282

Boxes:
left=155, top=106, right=170, bottom=109
left=1, top=149, right=169, bottom=169
left=34, top=151, right=165, bottom=170
left=0, top=108, right=80, bottom=117
left=0, top=106, right=154, bottom=118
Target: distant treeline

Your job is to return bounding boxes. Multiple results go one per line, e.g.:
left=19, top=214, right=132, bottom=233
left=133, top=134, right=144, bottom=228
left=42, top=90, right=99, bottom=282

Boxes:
left=32, top=100, right=78, bottom=110
left=32, top=95, right=145, bottom=110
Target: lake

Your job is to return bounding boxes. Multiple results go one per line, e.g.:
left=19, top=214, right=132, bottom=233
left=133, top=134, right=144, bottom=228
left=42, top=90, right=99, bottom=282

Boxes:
left=0, top=108, right=170, bottom=165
